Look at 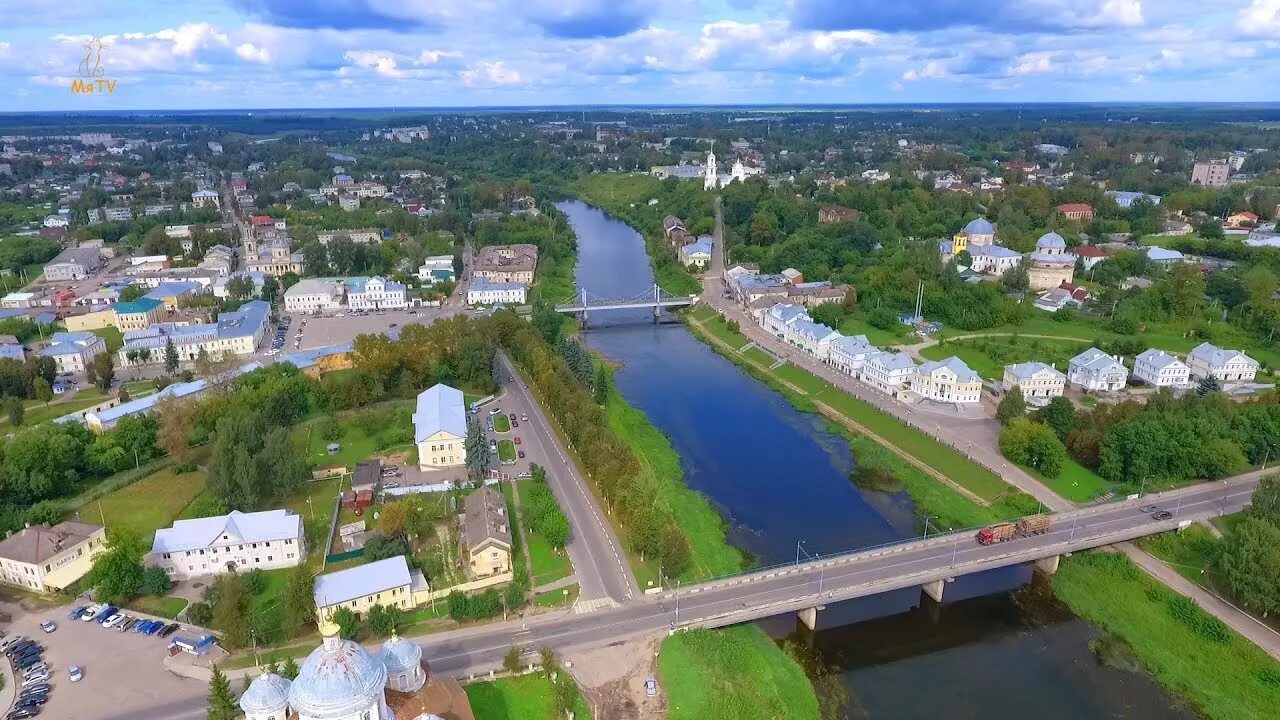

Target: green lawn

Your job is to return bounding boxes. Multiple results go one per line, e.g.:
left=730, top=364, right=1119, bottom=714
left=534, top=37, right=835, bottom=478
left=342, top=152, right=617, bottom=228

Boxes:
left=281, top=477, right=347, bottom=564
left=1136, top=525, right=1219, bottom=585
left=465, top=671, right=591, bottom=720
left=660, top=626, right=819, bottom=720
left=497, top=439, right=516, bottom=463
left=837, top=313, right=912, bottom=347
left=1053, top=552, right=1280, bottom=720
left=92, top=326, right=124, bottom=352
left=492, top=414, right=511, bottom=433
left=921, top=337, right=1092, bottom=380
left=4, top=392, right=113, bottom=427
left=80, top=467, right=208, bottom=544
left=603, top=378, right=744, bottom=584
left=517, top=480, right=573, bottom=586
left=125, top=594, right=188, bottom=619
left=534, top=584, right=579, bottom=607
left=1023, top=456, right=1113, bottom=504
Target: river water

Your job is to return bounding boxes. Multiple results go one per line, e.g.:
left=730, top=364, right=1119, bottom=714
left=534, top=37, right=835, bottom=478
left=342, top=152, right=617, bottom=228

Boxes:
left=559, top=200, right=1195, bottom=719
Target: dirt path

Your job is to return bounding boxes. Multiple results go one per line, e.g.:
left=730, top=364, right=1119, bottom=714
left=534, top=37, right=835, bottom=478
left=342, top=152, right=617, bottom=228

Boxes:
left=687, top=315, right=992, bottom=507
left=567, top=636, right=666, bottom=720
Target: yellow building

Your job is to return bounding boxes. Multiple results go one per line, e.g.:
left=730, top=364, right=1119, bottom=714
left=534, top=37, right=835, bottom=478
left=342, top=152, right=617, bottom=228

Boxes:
left=462, top=487, right=513, bottom=579
left=64, top=309, right=116, bottom=332
left=113, top=298, right=164, bottom=331
left=0, top=521, right=106, bottom=593
left=313, top=555, right=427, bottom=625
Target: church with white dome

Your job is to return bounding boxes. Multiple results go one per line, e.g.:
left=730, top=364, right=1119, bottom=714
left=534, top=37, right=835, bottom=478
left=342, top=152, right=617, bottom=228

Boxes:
left=240, top=619, right=438, bottom=720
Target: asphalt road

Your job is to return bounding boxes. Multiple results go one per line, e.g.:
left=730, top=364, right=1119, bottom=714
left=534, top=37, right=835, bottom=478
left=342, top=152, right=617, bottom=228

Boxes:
left=408, top=475, right=1258, bottom=677
left=494, top=353, right=639, bottom=605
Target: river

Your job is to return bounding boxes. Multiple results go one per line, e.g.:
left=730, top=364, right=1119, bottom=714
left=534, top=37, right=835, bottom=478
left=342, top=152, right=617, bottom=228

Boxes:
left=559, top=199, right=1195, bottom=719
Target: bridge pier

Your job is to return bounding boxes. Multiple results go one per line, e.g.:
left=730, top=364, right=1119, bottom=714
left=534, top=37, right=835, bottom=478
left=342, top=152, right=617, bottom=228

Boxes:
left=653, top=304, right=661, bottom=323
left=1034, top=554, right=1061, bottom=576
left=797, top=606, right=820, bottom=631
left=922, top=579, right=946, bottom=603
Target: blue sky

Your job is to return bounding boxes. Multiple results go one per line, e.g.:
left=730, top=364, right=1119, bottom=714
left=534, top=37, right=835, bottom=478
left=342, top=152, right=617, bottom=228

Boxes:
left=1, top=0, right=1277, bottom=111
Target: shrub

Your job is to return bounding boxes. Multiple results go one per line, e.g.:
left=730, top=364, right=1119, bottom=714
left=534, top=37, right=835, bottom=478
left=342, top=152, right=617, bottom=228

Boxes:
left=1166, top=594, right=1231, bottom=644
left=318, top=417, right=344, bottom=442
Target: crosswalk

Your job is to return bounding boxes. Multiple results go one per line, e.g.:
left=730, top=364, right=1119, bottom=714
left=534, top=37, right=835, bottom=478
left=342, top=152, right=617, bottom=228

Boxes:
left=571, top=596, right=618, bottom=614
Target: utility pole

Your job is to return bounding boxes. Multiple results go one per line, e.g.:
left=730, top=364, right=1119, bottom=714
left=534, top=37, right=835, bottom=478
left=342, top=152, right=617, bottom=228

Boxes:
left=816, top=554, right=824, bottom=595
left=795, top=540, right=807, bottom=566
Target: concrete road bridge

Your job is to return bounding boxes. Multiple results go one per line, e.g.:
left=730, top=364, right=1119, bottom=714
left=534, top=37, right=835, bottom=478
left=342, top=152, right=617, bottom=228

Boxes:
left=416, top=476, right=1257, bottom=676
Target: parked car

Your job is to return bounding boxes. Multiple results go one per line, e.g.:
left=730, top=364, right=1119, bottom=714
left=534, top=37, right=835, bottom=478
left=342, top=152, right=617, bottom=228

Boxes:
left=119, top=618, right=137, bottom=632
left=517, top=471, right=532, bottom=479
left=69, top=665, right=83, bottom=682
left=19, top=685, right=49, bottom=697
left=517, top=450, right=525, bottom=459
left=520, top=413, right=528, bottom=422
left=15, top=693, right=46, bottom=706
left=67, top=606, right=86, bottom=621
left=158, top=623, right=180, bottom=638
left=21, top=672, right=49, bottom=686
left=1139, top=504, right=1157, bottom=513
left=513, top=436, right=521, bottom=445
left=646, top=678, right=657, bottom=696
left=511, top=420, right=518, bottom=428
left=489, top=407, right=502, bottom=415
left=80, top=604, right=103, bottom=621
left=1, top=635, right=25, bottom=651
left=1152, top=510, right=1173, bottom=521
left=6, top=706, right=39, bottom=718
left=142, top=621, right=163, bottom=635
left=106, top=614, right=129, bottom=629
left=38, top=621, right=55, bottom=633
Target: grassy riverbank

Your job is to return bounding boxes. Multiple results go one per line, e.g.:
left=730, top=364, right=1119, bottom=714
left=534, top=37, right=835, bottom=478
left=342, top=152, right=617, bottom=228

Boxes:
left=601, top=372, right=745, bottom=584
left=660, top=626, right=820, bottom=720
left=685, top=306, right=1039, bottom=530
left=1052, top=552, right=1280, bottom=720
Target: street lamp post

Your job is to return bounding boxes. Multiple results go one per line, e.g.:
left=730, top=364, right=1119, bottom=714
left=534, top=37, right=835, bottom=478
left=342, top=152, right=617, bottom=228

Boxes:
left=795, top=540, right=807, bottom=566
left=921, top=514, right=937, bottom=540
left=816, top=554, right=824, bottom=595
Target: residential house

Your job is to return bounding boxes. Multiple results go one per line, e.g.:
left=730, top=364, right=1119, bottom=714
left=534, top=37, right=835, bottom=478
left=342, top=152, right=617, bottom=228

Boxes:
left=1033, top=284, right=1089, bottom=312
left=860, top=351, right=918, bottom=395
left=1146, top=246, right=1185, bottom=265
left=284, top=279, right=345, bottom=313
left=818, top=205, right=861, bottom=224
left=787, top=282, right=848, bottom=308
left=418, top=255, right=455, bottom=284
left=40, top=331, right=107, bottom=373
left=1056, top=203, right=1094, bottom=222
left=1226, top=211, right=1259, bottom=229
left=44, top=246, right=103, bottom=281
left=911, top=356, right=983, bottom=404
left=461, top=487, right=513, bottom=580
left=969, top=245, right=1022, bottom=276
left=113, top=298, right=164, bottom=331
left=0, top=521, right=106, bottom=593
left=1074, top=245, right=1108, bottom=271
left=413, top=383, right=466, bottom=471
left=1003, top=362, right=1066, bottom=401
left=466, top=277, right=527, bottom=306
left=473, top=244, right=538, bottom=284
left=314, top=555, right=425, bottom=623
left=827, top=335, right=877, bottom=378
left=1133, top=349, right=1190, bottom=388
left=1067, top=348, right=1129, bottom=392
left=678, top=237, right=714, bottom=269
left=1186, top=342, right=1259, bottom=383
left=1191, top=160, right=1231, bottom=188
left=191, top=189, right=220, bottom=209
left=338, top=194, right=361, bottom=212
left=1106, top=190, right=1162, bottom=208
left=117, top=300, right=271, bottom=368
left=346, top=276, right=407, bottom=310
left=0, top=335, right=23, bottom=362
left=317, top=228, right=383, bottom=245
left=145, top=281, right=202, bottom=310
left=148, top=510, right=305, bottom=581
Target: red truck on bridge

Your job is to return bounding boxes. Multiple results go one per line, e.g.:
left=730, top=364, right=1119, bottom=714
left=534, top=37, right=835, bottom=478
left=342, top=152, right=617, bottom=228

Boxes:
left=977, top=515, right=1051, bottom=545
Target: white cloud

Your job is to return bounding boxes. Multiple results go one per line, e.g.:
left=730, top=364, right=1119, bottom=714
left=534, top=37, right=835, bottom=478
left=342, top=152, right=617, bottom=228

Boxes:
left=417, top=50, right=463, bottom=65
left=901, top=60, right=947, bottom=81
left=235, top=43, right=270, bottom=63
left=1237, top=0, right=1280, bottom=36
left=459, top=61, right=524, bottom=86
left=1009, top=51, right=1055, bottom=75
left=343, top=50, right=408, bottom=78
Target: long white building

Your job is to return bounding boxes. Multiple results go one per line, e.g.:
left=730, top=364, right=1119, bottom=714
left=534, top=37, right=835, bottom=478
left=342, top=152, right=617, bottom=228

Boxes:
left=467, top=277, right=527, bottom=306
left=1133, top=349, right=1190, bottom=388
left=1003, top=361, right=1066, bottom=401
left=1067, top=348, right=1129, bottom=392
left=911, top=356, right=983, bottom=405
left=283, top=279, right=345, bottom=313
left=149, top=509, right=305, bottom=580
left=1186, top=342, right=1259, bottom=383
left=346, top=276, right=407, bottom=310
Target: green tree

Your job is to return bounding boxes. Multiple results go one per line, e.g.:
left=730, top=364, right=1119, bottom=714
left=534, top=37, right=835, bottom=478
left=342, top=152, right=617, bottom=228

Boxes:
left=32, top=376, right=52, bottom=404
left=1247, top=472, right=1280, bottom=525
left=996, top=386, right=1026, bottom=425
left=261, top=275, right=280, bottom=303
left=87, top=529, right=147, bottom=604
left=282, top=565, right=318, bottom=637
left=332, top=606, right=358, bottom=640
left=1214, top=515, right=1280, bottom=617
left=281, top=656, right=301, bottom=680
left=255, top=427, right=308, bottom=500
left=226, top=275, right=254, bottom=301
left=5, top=395, right=23, bottom=426
left=207, top=664, right=238, bottom=720
left=1036, top=396, right=1077, bottom=440
left=592, top=364, right=613, bottom=405
left=808, top=302, right=845, bottom=329
left=141, top=565, right=172, bottom=595
left=465, top=418, right=492, bottom=476
left=120, top=284, right=144, bottom=302
left=212, top=572, right=252, bottom=649
left=164, top=337, right=180, bottom=374
left=90, top=351, right=115, bottom=391
left=999, top=418, right=1067, bottom=478
left=367, top=603, right=402, bottom=638
left=1196, top=375, right=1223, bottom=397
left=1002, top=258, right=1030, bottom=293
left=378, top=499, right=413, bottom=538
left=503, top=645, right=523, bottom=674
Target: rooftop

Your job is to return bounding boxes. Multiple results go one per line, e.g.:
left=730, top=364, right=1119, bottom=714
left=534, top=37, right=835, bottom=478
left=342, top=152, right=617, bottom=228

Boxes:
left=462, top=487, right=512, bottom=551
left=151, top=509, right=302, bottom=554
left=314, top=555, right=412, bottom=607
left=413, top=383, right=466, bottom=443
left=918, top=356, right=980, bottom=382
left=1006, top=361, right=1064, bottom=380
left=1188, top=342, right=1259, bottom=369
left=0, top=521, right=102, bottom=564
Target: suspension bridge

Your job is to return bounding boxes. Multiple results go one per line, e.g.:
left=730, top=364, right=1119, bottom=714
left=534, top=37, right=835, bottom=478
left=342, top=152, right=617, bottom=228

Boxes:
left=555, top=284, right=698, bottom=321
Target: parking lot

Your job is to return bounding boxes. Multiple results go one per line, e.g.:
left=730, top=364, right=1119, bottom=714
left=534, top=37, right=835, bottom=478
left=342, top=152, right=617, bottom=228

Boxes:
left=1, top=598, right=203, bottom=720
left=290, top=305, right=469, bottom=351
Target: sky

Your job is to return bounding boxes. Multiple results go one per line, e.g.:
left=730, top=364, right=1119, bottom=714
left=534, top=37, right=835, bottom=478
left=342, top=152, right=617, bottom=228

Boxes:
left=1, top=0, right=1279, bottom=111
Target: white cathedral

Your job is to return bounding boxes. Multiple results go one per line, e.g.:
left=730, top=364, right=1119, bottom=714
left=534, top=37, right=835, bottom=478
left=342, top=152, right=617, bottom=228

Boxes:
left=239, top=618, right=435, bottom=720
left=703, top=145, right=759, bottom=190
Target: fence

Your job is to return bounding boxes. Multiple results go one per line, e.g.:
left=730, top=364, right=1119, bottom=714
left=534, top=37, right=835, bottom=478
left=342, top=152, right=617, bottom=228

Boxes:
left=412, top=571, right=514, bottom=605
left=324, top=548, right=365, bottom=564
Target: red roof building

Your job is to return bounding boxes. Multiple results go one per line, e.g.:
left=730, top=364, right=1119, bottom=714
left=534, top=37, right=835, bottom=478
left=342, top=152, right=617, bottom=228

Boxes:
left=1225, top=211, right=1259, bottom=229
left=1059, top=281, right=1092, bottom=304
left=1056, top=203, right=1094, bottom=222
left=249, top=215, right=273, bottom=226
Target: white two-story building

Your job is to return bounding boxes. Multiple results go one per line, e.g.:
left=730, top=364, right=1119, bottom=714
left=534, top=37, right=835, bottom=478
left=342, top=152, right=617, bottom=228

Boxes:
left=1003, top=361, right=1066, bottom=402
left=1186, top=342, right=1259, bottom=384
left=1067, top=348, right=1129, bottom=392
left=1133, top=349, right=1190, bottom=388
left=149, top=509, right=305, bottom=580
left=283, top=279, right=345, bottom=314
left=827, top=335, right=878, bottom=378
left=861, top=351, right=918, bottom=395
left=347, top=276, right=407, bottom=310
left=911, top=356, right=983, bottom=405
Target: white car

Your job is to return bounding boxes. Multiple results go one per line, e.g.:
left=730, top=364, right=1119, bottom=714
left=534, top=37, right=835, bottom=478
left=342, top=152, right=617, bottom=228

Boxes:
left=22, top=673, right=49, bottom=686
left=489, top=407, right=502, bottom=415
left=38, top=620, right=55, bottom=633
left=23, top=664, right=47, bottom=678
left=103, top=613, right=127, bottom=629
left=69, top=665, right=83, bottom=682
left=81, top=604, right=102, bottom=621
